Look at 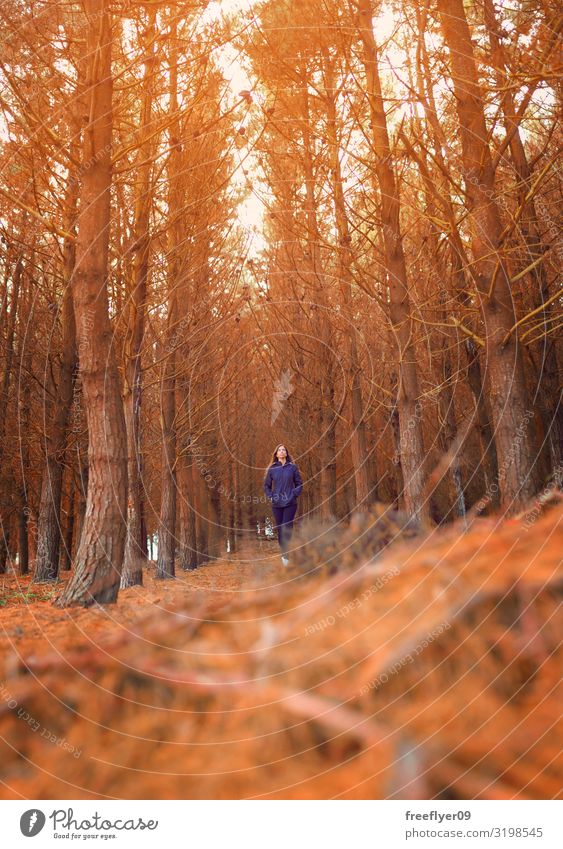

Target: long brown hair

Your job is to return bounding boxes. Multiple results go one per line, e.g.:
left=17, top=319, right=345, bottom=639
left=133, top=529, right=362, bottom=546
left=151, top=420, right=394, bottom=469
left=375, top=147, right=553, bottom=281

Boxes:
left=264, top=443, right=294, bottom=479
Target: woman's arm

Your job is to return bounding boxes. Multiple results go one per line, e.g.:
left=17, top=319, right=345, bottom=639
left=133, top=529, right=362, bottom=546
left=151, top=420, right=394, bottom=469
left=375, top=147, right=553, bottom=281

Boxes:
left=263, top=467, right=273, bottom=501
left=292, top=465, right=303, bottom=499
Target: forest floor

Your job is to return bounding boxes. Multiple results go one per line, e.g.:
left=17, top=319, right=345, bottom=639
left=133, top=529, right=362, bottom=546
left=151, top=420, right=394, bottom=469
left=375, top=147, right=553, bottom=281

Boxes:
left=0, top=539, right=282, bottom=660
left=0, top=505, right=561, bottom=800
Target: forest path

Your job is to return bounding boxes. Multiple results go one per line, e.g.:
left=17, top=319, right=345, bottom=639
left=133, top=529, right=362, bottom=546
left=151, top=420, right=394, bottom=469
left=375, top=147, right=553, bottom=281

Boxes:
left=0, top=539, right=284, bottom=659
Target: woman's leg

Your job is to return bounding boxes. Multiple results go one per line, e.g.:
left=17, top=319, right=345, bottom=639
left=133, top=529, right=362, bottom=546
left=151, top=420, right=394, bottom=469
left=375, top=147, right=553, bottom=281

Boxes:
left=279, top=503, right=298, bottom=554
left=271, top=505, right=284, bottom=551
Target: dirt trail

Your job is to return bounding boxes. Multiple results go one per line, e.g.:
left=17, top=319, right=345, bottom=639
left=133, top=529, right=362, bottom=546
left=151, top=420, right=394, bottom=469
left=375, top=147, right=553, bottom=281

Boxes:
left=0, top=539, right=281, bottom=659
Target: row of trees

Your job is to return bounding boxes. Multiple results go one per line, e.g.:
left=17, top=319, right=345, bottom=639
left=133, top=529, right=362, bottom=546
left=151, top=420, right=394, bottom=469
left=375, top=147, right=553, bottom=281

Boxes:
left=0, top=0, right=560, bottom=605
left=244, top=0, right=561, bottom=520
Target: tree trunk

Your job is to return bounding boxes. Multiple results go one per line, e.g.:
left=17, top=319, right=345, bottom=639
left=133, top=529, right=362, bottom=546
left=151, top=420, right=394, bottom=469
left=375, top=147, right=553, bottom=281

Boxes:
left=301, top=83, right=337, bottom=519
left=0, top=525, right=10, bottom=575
left=0, top=246, right=23, bottom=575
left=245, top=441, right=257, bottom=542
left=322, top=47, right=370, bottom=513
left=483, top=0, right=562, bottom=483
left=412, top=8, right=499, bottom=495
left=437, top=0, right=540, bottom=512
left=195, top=474, right=209, bottom=565
left=414, top=148, right=466, bottom=519
left=34, top=184, right=78, bottom=581
left=319, top=379, right=338, bottom=518
left=356, top=0, right=427, bottom=520
left=438, top=346, right=466, bottom=519
left=205, top=433, right=223, bottom=561
left=17, top=504, right=29, bottom=576
left=74, top=457, right=88, bottom=548
left=55, top=0, right=127, bottom=607
left=234, top=458, right=243, bottom=549
left=0, top=253, right=22, bottom=461
left=227, top=460, right=236, bottom=554
left=121, top=11, right=157, bottom=588
left=157, top=372, right=177, bottom=579
left=156, top=27, right=180, bottom=580
left=177, top=440, right=198, bottom=570
left=17, top=294, right=33, bottom=576
left=61, top=480, right=75, bottom=572
left=390, top=380, right=405, bottom=511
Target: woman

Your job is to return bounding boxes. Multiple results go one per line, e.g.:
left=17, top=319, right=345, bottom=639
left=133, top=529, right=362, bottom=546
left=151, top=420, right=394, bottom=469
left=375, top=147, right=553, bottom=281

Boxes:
left=263, top=443, right=303, bottom=566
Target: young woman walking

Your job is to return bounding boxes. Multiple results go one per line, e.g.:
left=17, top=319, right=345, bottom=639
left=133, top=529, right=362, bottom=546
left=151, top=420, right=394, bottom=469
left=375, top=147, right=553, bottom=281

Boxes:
left=263, top=444, right=303, bottom=566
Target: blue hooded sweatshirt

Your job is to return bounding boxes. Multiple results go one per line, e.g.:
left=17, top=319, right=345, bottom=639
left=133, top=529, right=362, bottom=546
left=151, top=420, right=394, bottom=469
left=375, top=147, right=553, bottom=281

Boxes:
left=264, top=460, right=303, bottom=507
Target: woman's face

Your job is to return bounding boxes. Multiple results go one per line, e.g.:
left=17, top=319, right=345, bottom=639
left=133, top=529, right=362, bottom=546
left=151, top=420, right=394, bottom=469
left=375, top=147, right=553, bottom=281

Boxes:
left=276, top=445, right=287, bottom=461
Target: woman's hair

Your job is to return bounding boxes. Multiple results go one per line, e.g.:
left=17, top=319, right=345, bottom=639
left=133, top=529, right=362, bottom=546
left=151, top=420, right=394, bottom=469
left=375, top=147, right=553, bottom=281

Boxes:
left=264, top=444, right=293, bottom=480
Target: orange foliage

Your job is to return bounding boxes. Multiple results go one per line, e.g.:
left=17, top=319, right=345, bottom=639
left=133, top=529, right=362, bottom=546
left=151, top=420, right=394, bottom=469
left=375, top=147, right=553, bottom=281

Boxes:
left=0, top=501, right=561, bottom=799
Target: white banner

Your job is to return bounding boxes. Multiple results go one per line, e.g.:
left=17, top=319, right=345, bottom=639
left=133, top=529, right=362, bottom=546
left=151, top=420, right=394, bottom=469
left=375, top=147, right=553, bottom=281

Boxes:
left=1, top=800, right=561, bottom=848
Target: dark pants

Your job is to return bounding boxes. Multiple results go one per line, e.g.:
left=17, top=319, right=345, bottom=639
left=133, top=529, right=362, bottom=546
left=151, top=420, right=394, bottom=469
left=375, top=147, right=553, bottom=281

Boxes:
left=272, top=502, right=298, bottom=554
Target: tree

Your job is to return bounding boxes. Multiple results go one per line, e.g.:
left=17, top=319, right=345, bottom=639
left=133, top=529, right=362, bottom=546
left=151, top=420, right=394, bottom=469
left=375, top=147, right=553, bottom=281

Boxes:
left=354, top=0, right=427, bottom=520
left=55, top=0, right=127, bottom=606
left=121, top=9, right=158, bottom=588
left=436, top=0, right=541, bottom=511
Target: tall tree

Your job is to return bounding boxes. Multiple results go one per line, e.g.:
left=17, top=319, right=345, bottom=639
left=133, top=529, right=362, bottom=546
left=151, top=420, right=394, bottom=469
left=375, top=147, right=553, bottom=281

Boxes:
left=354, top=0, right=427, bottom=520
left=322, top=45, right=372, bottom=513
left=34, top=131, right=79, bottom=582
left=483, top=0, right=562, bottom=484
left=436, top=0, right=540, bottom=511
left=55, top=0, right=127, bottom=606
left=121, top=9, right=158, bottom=587
left=156, top=22, right=180, bottom=580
